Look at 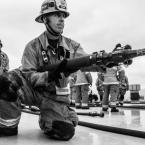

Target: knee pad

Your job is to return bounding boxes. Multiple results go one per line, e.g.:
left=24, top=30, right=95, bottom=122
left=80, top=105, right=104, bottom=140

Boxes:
left=45, top=120, right=75, bottom=141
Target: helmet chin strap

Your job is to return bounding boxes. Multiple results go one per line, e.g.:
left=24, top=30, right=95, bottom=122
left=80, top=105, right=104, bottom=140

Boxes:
left=43, top=17, right=62, bottom=40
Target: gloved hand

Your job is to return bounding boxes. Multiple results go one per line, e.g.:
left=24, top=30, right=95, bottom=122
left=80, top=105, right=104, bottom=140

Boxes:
left=123, top=59, right=133, bottom=65
left=96, top=50, right=111, bottom=69
left=0, top=74, right=11, bottom=93
left=0, top=71, right=23, bottom=102
left=48, top=59, right=77, bottom=85
left=0, top=76, right=18, bottom=102
left=123, top=44, right=133, bottom=66
left=99, top=65, right=106, bottom=72
left=103, top=44, right=133, bottom=67
left=105, top=43, right=122, bottom=67
left=112, top=43, right=122, bottom=52
left=124, top=44, right=132, bottom=50
left=48, top=59, right=68, bottom=83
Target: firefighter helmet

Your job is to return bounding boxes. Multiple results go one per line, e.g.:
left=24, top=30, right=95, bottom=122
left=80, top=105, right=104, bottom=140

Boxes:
left=35, top=0, right=69, bottom=23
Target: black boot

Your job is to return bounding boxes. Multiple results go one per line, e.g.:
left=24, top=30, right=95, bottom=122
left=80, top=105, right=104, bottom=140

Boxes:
left=111, top=107, right=119, bottom=112
left=0, top=126, right=18, bottom=136
left=81, top=106, right=89, bottom=109
left=102, top=107, right=108, bottom=111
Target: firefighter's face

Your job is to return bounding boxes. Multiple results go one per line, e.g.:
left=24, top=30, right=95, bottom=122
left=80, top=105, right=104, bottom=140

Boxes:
left=45, top=12, right=65, bottom=34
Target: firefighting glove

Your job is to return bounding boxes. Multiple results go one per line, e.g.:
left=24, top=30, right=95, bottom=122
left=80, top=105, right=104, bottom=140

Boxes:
left=0, top=71, right=23, bottom=102
left=48, top=59, right=68, bottom=82
left=96, top=50, right=108, bottom=70
left=0, top=74, right=17, bottom=102
left=112, top=43, right=122, bottom=52
left=48, top=59, right=77, bottom=83
left=45, top=120, right=75, bottom=141
left=0, top=74, right=11, bottom=93
left=112, top=44, right=133, bottom=66
left=99, top=65, right=107, bottom=72
left=100, top=45, right=120, bottom=68
left=106, top=43, right=123, bottom=68
left=123, top=44, right=133, bottom=66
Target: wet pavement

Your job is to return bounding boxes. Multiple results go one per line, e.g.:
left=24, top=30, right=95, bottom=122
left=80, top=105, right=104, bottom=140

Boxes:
left=0, top=107, right=145, bottom=145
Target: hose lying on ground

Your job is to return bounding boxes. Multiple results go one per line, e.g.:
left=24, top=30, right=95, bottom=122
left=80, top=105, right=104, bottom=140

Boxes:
left=22, top=107, right=145, bottom=138
left=78, top=121, right=145, bottom=138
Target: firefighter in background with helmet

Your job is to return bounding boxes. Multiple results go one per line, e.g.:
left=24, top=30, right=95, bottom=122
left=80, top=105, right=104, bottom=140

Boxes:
left=96, top=72, right=104, bottom=103
left=102, top=65, right=125, bottom=112
left=0, top=40, right=9, bottom=74
left=0, top=40, right=19, bottom=137
left=118, top=70, right=129, bottom=105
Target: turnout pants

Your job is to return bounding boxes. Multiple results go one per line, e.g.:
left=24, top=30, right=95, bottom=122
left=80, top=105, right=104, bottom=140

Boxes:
left=74, top=84, right=90, bottom=107
left=0, top=70, right=78, bottom=140
left=102, top=84, right=119, bottom=108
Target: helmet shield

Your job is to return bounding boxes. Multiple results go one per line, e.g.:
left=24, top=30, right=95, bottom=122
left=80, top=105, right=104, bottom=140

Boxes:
left=55, top=0, right=67, bottom=11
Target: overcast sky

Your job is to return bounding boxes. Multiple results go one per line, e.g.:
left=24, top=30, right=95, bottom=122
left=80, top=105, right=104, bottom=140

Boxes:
left=1, top=0, right=145, bottom=91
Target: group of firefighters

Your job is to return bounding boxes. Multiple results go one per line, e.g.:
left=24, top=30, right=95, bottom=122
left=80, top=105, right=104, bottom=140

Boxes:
left=69, top=64, right=129, bottom=112
left=0, top=0, right=131, bottom=141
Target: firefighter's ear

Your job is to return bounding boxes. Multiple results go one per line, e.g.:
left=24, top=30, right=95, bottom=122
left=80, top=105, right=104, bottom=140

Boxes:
left=42, top=16, right=47, bottom=24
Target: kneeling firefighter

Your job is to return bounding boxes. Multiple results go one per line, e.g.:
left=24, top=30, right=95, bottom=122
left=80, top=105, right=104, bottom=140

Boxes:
left=0, top=0, right=107, bottom=140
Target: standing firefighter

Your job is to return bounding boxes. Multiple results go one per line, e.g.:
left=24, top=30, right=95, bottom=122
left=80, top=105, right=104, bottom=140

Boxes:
left=102, top=66, right=124, bottom=112
left=68, top=73, right=77, bottom=105
left=96, top=72, right=104, bottom=103
left=73, top=70, right=92, bottom=109
left=118, top=70, right=129, bottom=105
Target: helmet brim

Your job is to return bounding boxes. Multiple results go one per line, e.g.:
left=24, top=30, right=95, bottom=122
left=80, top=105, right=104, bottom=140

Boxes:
left=35, top=10, right=69, bottom=23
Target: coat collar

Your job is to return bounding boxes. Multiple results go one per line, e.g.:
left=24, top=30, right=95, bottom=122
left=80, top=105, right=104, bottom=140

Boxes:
left=38, top=31, right=70, bottom=51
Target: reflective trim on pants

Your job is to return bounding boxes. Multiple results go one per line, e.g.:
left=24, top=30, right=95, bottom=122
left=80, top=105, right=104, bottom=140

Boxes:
left=0, top=116, right=21, bottom=127
left=55, top=86, right=70, bottom=96
left=82, top=103, right=88, bottom=107
left=102, top=105, right=108, bottom=108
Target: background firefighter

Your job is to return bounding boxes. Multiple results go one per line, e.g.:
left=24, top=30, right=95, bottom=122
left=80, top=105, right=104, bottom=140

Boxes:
left=73, top=70, right=92, bottom=109
left=118, top=70, right=129, bottom=105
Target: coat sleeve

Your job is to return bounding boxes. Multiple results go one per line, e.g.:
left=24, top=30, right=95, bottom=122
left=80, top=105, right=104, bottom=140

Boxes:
left=21, top=41, right=48, bottom=88
left=4, top=53, right=9, bottom=71
left=5, top=56, right=9, bottom=71
left=71, top=40, right=106, bottom=72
